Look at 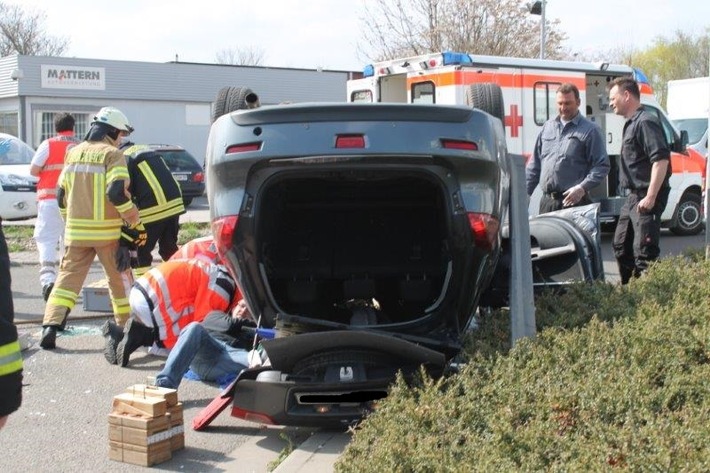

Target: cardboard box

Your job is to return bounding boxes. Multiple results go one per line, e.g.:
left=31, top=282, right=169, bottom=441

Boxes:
left=112, top=393, right=167, bottom=418
left=127, top=384, right=179, bottom=407
left=109, top=439, right=172, bottom=467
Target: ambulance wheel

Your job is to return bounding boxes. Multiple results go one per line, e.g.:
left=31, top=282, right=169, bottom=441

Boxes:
left=669, top=191, right=702, bottom=236
left=465, top=83, right=505, bottom=124
left=212, top=86, right=259, bottom=122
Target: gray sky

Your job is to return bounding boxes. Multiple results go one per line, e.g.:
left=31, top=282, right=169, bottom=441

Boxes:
left=14, top=0, right=710, bottom=71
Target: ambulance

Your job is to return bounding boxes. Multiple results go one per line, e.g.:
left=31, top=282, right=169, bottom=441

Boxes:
left=347, top=51, right=706, bottom=235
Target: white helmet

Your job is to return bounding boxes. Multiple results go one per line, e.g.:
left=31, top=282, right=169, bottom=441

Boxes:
left=92, top=107, right=134, bottom=133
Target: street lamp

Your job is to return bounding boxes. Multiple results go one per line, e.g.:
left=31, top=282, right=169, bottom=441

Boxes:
left=529, top=0, right=546, bottom=59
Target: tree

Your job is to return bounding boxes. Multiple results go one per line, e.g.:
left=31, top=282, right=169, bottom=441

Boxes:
left=215, top=46, right=266, bottom=66
left=0, top=2, right=68, bottom=57
left=358, top=0, right=567, bottom=62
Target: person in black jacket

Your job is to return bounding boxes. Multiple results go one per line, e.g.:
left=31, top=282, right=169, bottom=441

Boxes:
left=0, top=222, right=23, bottom=429
left=121, top=143, right=186, bottom=276
left=152, top=300, right=257, bottom=389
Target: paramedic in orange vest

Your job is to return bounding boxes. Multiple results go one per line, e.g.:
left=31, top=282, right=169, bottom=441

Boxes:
left=169, top=235, right=222, bottom=265
left=41, top=107, right=147, bottom=350
left=30, top=113, right=78, bottom=301
left=102, top=259, right=238, bottom=367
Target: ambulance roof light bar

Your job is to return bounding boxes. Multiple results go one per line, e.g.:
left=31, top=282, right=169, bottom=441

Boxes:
left=362, top=51, right=473, bottom=77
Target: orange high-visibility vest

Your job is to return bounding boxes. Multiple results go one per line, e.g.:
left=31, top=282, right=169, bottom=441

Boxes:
left=37, top=132, right=77, bottom=201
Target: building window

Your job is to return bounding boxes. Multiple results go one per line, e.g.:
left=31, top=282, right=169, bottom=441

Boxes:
left=0, top=112, right=19, bottom=136
left=34, top=112, right=90, bottom=146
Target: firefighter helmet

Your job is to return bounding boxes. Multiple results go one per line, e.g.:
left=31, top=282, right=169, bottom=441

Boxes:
left=92, top=107, right=134, bottom=134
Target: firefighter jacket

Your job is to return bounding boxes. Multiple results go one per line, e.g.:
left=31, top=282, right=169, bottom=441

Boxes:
left=0, top=229, right=22, bottom=418
left=133, top=259, right=237, bottom=349
left=169, top=235, right=221, bottom=265
left=35, top=131, right=77, bottom=201
left=57, top=138, right=138, bottom=246
left=123, top=146, right=186, bottom=224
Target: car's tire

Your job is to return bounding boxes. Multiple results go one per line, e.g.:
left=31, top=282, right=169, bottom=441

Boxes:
left=211, top=86, right=259, bottom=123
left=465, top=83, right=505, bottom=124
left=182, top=197, right=193, bottom=207
left=669, top=191, right=703, bottom=236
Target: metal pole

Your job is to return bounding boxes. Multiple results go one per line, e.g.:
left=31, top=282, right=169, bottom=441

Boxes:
left=540, top=0, right=546, bottom=59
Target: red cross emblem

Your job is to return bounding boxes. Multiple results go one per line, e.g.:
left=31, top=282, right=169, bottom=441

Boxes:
left=504, top=104, right=523, bottom=138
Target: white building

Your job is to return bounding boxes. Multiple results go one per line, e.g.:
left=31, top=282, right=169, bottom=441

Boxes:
left=0, top=54, right=360, bottom=164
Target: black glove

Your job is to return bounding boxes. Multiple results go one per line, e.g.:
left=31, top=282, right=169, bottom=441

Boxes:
left=115, top=245, right=133, bottom=272
left=121, top=221, right=148, bottom=248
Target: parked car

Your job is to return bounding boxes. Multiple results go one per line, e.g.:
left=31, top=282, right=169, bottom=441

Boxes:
left=204, top=86, right=602, bottom=428
left=0, top=133, right=38, bottom=221
left=139, top=144, right=205, bottom=206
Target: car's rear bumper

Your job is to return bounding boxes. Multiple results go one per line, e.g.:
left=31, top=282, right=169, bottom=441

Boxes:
left=231, top=330, right=446, bottom=427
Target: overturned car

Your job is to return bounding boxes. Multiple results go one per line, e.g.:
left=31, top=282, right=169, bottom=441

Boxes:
left=204, top=86, right=602, bottom=427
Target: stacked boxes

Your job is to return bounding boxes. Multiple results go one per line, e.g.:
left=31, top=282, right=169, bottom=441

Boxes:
left=109, top=384, right=185, bottom=467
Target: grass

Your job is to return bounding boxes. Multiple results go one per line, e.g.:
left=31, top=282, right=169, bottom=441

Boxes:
left=2, top=221, right=212, bottom=252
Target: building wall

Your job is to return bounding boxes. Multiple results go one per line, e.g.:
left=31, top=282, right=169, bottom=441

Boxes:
left=1, top=55, right=360, bottom=162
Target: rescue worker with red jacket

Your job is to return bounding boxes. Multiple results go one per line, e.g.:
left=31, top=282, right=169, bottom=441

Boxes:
left=41, top=107, right=147, bottom=350
left=169, top=235, right=221, bottom=265
left=102, top=259, right=238, bottom=366
left=118, top=144, right=186, bottom=276
left=30, top=113, right=78, bottom=301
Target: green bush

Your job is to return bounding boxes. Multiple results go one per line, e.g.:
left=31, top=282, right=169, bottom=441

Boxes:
left=337, top=257, right=710, bottom=472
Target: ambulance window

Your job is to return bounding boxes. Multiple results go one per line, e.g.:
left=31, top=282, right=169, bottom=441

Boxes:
left=412, top=82, right=435, bottom=104
left=533, top=82, right=561, bottom=125
left=351, top=90, right=373, bottom=103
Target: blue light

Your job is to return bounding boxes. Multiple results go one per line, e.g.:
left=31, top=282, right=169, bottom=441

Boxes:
left=632, top=68, right=650, bottom=85
left=363, top=64, right=374, bottom=77
left=441, top=52, right=472, bottom=66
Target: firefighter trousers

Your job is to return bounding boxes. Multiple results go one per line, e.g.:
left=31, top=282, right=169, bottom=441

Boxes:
left=134, top=216, right=180, bottom=277
left=43, top=242, right=134, bottom=327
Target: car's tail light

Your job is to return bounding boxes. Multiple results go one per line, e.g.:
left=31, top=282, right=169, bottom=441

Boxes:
left=211, top=215, right=239, bottom=260
left=227, top=142, right=262, bottom=153
left=192, top=172, right=204, bottom=183
left=441, top=139, right=478, bottom=150
left=335, top=134, right=365, bottom=148
left=231, top=406, right=275, bottom=425
left=467, top=212, right=499, bottom=251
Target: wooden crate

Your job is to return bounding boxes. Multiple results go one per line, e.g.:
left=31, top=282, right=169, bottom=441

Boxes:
left=126, top=384, right=179, bottom=407
left=109, top=439, right=172, bottom=467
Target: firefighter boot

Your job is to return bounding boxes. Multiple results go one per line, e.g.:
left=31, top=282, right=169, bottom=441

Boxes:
left=102, top=320, right=124, bottom=365
left=116, top=319, right=154, bottom=367
left=40, top=325, right=59, bottom=350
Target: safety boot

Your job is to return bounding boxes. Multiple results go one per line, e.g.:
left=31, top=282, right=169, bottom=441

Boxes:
left=40, top=326, right=59, bottom=350
left=102, top=320, right=124, bottom=365
left=116, top=319, right=155, bottom=367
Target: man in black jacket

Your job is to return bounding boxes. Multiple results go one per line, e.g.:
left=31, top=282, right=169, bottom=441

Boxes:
left=121, top=143, right=185, bottom=277
left=0, top=222, right=23, bottom=428
left=152, top=300, right=259, bottom=389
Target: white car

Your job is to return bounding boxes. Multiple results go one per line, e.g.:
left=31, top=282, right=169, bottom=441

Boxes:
left=0, top=133, right=38, bottom=220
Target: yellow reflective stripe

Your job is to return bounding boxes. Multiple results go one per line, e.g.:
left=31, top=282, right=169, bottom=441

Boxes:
left=64, top=228, right=122, bottom=241
left=133, top=266, right=151, bottom=277
left=0, top=341, right=22, bottom=376
left=106, top=166, right=129, bottom=182
left=112, top=298, right=131, bottom=315
left=48, top=287, right=78, bottom=309
left=66, top=218, right=123, bottom=227
left=114, top=201, right=134, bottom=213
left=139, top=198, right=185, bottom=223
left=138, top=161, right=168, bottom=205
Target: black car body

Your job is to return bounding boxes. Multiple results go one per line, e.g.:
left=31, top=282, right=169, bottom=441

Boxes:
left=205, top=88, right=602, bottom=427
left=142, top=144, right=205, bottom=206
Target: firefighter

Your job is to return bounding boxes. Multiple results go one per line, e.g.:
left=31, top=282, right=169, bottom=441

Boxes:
left=120, top=143, right=186, bottom=276
left=30, top=113, right=78, bottom=301
left=41, top=107, right=147, bottom=350
left=102, top=259, right=238, bottom=367
left=0, top=223, right=22, bottom=429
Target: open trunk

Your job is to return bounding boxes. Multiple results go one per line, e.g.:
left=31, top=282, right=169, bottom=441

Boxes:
left=257, top=171, right=451, bottom=327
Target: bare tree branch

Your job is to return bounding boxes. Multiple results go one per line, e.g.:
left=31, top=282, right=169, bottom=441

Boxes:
left=0, top=3, right=68, bottom=57
left=215, top=46, right=266, bottom=66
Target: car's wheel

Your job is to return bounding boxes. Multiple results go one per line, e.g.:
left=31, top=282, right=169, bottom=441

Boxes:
left=182, top=197, right=193, bottom=207
left=669, top=191, right=703, bottom=236
left=465, top=83, right=505, bottom=124
left=211, top=86, right=259, bottom=122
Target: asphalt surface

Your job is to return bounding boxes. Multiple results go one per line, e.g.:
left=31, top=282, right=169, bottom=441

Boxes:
left=2, top=196, right=706, bottom=472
